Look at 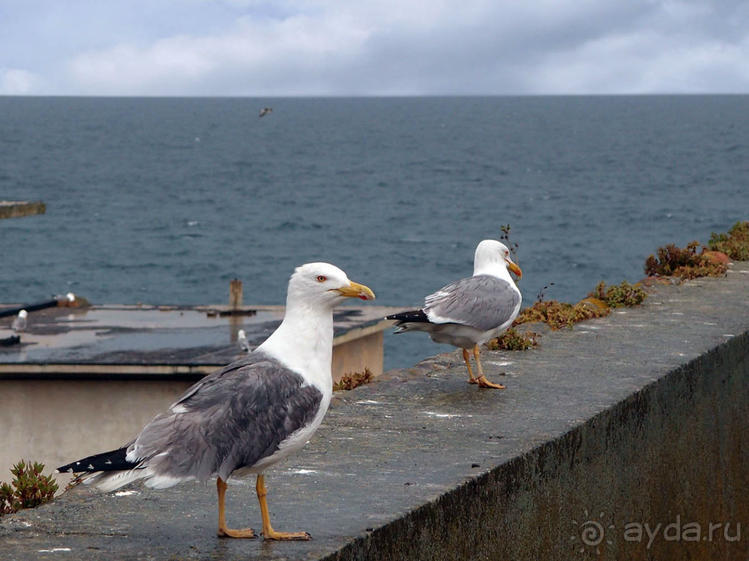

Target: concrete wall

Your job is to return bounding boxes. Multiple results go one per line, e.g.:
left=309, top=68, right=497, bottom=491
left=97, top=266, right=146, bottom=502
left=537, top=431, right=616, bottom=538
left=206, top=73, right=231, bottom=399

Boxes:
left=0, top=379, right=193, bottom=486
left=328, top=333, right=748, bottom=561
left=332, top=331, right=384, bottom=381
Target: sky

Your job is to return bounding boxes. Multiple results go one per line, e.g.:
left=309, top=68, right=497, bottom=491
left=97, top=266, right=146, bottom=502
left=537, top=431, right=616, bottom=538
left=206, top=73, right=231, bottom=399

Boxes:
left=1, top=0, right=748, bottom=96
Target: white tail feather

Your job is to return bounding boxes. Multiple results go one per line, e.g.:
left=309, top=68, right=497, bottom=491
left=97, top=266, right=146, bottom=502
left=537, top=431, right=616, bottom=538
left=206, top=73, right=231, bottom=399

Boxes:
left=144, top=473, right=193, bottom=489
left=82, top=467, right=192, bottom=493
left=84, top=469, right=149, bottom=493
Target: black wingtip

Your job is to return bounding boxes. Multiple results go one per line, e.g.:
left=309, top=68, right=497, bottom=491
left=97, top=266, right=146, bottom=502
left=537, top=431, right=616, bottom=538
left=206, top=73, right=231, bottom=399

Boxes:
left=386, top=309, right=430, bottom=323
left=57, top=447, right=134, bottom=473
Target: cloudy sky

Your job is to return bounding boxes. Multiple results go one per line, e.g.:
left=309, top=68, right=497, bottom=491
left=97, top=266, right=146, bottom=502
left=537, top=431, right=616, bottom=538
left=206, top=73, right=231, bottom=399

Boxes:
left=1, top=0, right=748, bottom=96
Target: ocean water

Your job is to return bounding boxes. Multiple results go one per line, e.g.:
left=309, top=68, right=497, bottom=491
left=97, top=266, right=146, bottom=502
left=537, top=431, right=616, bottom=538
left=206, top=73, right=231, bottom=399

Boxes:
left=1, top=95, right=747, bottom=370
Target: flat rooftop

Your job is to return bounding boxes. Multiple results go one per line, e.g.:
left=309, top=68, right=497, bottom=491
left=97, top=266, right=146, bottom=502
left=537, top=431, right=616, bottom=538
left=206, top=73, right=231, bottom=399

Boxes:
left=0, top=304, right=397, bottom=377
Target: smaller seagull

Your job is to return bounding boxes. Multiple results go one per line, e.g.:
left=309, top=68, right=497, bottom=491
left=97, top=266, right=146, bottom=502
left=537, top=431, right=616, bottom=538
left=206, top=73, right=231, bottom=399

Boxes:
left=11, top=309, right=28, bottom=332
left=237, top=329, right=250, bottom=353
left=387, top=240, right=522, bottom=389
left=258, top=107, right=273, bottom=118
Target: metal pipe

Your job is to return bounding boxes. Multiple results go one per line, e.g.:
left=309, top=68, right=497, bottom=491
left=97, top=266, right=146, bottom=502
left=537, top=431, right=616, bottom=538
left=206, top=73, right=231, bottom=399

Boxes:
left=0, top=298, right=59, bottom=318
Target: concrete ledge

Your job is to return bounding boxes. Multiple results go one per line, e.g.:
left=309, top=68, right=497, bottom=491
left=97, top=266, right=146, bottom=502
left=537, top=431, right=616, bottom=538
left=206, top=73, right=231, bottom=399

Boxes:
left=1, top=264, right=747, bottom=560
left=0, top=363, right=217, bottom=379
left=0, top=200, right=46, bottom=219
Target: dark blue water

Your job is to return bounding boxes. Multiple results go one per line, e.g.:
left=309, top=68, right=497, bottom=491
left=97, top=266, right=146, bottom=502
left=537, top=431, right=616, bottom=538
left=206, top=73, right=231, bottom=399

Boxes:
left=1, top=96, right=747, bottom=370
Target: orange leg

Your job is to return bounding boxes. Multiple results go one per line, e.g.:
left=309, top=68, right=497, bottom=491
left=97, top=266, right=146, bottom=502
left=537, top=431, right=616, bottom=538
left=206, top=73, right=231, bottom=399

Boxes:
left=463, top=348, right=478, bottom=384
left=217, top=477, right=256, bottom=538
left=256, top=474, right=311, bottom=541
left=473, top=344, right=506, bottom=390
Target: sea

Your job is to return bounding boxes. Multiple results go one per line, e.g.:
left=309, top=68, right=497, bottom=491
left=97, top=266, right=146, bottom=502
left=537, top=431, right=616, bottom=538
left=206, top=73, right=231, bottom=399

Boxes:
left=1, top=95, right=747, bottom=371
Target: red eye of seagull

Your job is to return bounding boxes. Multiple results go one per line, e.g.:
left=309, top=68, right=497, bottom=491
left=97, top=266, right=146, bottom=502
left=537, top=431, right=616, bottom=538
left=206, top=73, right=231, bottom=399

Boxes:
left=316, top=275, right=327, bottom=283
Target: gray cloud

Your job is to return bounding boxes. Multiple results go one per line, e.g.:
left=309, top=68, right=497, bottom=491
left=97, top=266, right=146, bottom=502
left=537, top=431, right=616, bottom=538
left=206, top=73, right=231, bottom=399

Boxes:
left=1, top=0, right=747, bottom=95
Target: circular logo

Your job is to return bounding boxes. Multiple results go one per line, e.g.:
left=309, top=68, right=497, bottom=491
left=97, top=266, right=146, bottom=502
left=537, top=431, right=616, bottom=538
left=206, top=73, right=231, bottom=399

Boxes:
left=580, top=519, right=605, bottom=546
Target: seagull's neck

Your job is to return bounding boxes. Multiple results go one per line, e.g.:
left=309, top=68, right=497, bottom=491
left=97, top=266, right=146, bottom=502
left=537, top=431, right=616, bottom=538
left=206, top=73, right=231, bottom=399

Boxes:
left=257, top=301, right=334, bottom=395
left=474, top=261, right=504, bottom=278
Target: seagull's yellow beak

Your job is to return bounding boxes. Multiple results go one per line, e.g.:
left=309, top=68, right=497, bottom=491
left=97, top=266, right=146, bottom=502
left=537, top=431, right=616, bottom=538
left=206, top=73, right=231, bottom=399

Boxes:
left=506, top=259, right=522, bottom=280
left=335, top=281, right=376, bottom=301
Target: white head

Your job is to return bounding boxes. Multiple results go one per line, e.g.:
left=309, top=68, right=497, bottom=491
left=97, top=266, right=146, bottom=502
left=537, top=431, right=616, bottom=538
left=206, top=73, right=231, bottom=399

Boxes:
left=473, top=240, right=522, bottom=279
left=286, top=262, right=375, bottom=310
left=258, top=263, right=375, bottom=380
left=18, top=309, right=28, bottom=319
left=66, top=292, right=76, bottom=302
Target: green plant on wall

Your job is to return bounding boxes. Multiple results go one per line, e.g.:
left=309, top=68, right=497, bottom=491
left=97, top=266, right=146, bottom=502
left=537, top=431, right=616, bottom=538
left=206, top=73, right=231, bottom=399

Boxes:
left=0, top=460, right=58, bottom=515
left=708, top=220, right=749, bottom=261
left=590, top=281, right=647, bottom=308
left=644, top=241, right=728, bottom=279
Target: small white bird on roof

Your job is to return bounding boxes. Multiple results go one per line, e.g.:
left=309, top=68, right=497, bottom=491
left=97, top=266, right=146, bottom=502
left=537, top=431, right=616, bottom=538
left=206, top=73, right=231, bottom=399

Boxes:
left=387, top=240, right=522, bottom=389
left=58, top=263, right=375, bottom=540
left=11, top=309, right=27, bottom=332
left=237, top=329, right=250, bottom=353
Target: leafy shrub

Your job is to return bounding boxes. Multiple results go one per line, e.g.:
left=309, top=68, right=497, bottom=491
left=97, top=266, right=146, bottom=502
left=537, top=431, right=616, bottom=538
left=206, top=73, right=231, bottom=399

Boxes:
left=590, top=281, right=647, bottom=308
left=487, top=328, right=540, bottom=351
left=708, top=221, right=749, bottom=261
left=333, top=368, right=374, bottom=391
left=644, top=241, right=727, bottom=279
left=0, top=460, right=58, bottom=515
left=514, top=299, right=611, bottom=330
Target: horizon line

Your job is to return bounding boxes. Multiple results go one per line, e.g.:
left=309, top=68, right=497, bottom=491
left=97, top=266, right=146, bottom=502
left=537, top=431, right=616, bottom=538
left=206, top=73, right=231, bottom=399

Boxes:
left=2, top=92, right=749, bottom=100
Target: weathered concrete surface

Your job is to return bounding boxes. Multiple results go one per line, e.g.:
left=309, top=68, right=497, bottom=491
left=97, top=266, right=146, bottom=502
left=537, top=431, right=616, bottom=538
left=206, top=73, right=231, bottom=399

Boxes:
left=1, top=265, right=747, bottom=561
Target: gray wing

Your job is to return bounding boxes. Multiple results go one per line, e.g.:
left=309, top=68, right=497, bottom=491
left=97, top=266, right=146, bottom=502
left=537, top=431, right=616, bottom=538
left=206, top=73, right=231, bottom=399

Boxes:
left=128, top=351, right=323, bottom=481
left=424, top=274, right=521, bottom=331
